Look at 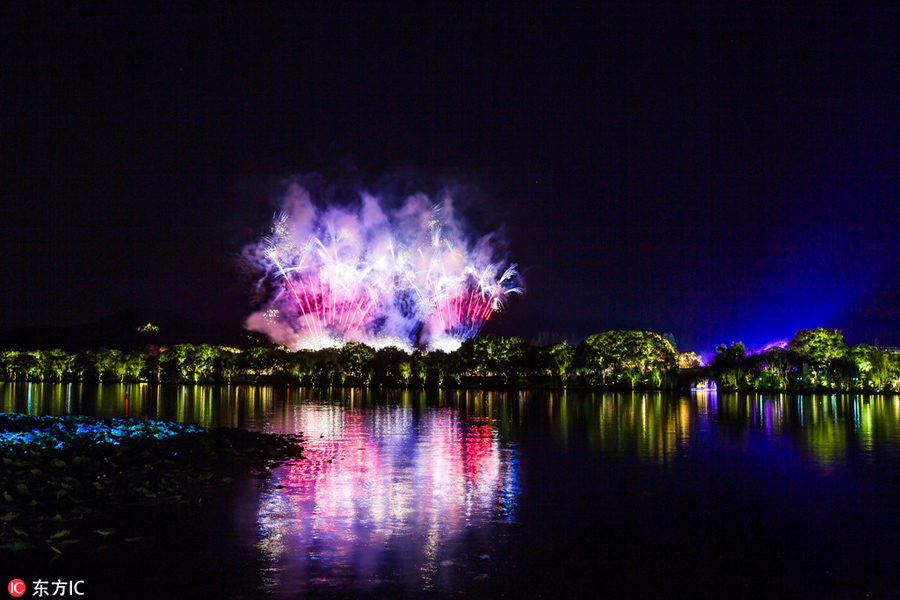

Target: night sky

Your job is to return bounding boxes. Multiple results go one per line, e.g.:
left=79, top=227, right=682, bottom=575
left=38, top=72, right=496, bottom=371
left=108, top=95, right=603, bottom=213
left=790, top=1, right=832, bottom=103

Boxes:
left=3, top=2, right=900, bottom=355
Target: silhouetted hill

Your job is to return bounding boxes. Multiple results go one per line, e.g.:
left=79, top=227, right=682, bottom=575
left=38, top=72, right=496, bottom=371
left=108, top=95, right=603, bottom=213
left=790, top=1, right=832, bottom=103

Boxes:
left=0, top=309, right=266, bottom=352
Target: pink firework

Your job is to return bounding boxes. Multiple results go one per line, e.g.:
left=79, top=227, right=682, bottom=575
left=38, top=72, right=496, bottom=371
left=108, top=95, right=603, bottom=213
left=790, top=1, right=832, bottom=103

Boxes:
left=245, top=182, right=523, bottom=351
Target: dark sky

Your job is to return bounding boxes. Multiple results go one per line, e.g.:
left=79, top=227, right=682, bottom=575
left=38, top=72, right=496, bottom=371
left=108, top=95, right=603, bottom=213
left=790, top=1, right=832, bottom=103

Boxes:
left=3, top=1, right=900, bottom=355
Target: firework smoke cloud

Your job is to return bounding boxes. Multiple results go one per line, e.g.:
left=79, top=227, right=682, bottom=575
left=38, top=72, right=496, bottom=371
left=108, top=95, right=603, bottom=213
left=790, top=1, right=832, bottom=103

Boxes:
left=243, top=178, right=523, bottom=352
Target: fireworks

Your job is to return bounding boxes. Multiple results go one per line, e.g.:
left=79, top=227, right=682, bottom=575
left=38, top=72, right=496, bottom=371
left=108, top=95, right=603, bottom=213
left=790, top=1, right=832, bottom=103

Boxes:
left=244, top=182, right=523, bottom=351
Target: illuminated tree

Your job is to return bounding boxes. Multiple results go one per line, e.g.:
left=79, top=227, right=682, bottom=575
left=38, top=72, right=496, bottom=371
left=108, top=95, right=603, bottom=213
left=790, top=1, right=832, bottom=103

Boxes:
left=844, top=344, right=896, bottom=391
left=372, top=347, right=412, bottom=386
left=12, top=352, right=41, bottom=381
left=189, top=344, right=220, bottom=382
left=308, top=348, right=339, bottom=385
left=422, top=350, right=458, bottom=387
left=759, top=346, right=799, bottom=389
left=212, top=348, right=238, bottom=384
left=160, top=344, right=194, bottom=382
left=576, top=331, right=677, bottom=388
left=409, top=351, right=427, bottom=387
left=457, top=335, right=525, bottom=385
left=338, top=342, right=375, bottom=384
left=73, top=350, right=102, bottom=382
left=503, top=338, right=531, bottom=387
left=0, top=350, right=17, bottom=380
left=284, top=350, right=314, bottom=384
left=788, top=328, right=845, bottom=387
left=677, top=352, right=702, bottom=369
left=41, top=349, right=72, bottom=382
left=123, top=351, right=147, bottom=382
left=707, top=342, right=748, bottom=390
left=97, top=348, right=127, bottom=382
left=548, top=342, right=575, bottom=386
left=397, top=360, right=412, bottom=385
left=238, top=347, right=279, bottom=382
left=888, top=352, right=900, bottom=391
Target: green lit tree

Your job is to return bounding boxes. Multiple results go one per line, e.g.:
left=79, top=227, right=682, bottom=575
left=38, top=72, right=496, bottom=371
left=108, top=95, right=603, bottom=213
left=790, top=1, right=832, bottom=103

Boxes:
left=0, top=350, right=18, bottom=380
left=284, top=350, right=314, bottom=384
left=123, top=351, right=147, bottom=382
left=409, top=351, right=427, bottom=387
left=575, top=331, right=677, bottom=388
left=845, top=344, right=893, bottom=391
left=189, top=344, right=220, bottom=382
left=210, top=348, right=238, bottom=383
left=372, top=346, right=412, bottom=386
left=788, top=328, right=845, bottom=387
left=96, top=348, right=127, bottom=382
left=160, top=344, right=194, bottom=383
left=707, top=342, right=749, bottom=390
left=338, top=342, right=375, bottom=384
left=73, top=350, right=102, bottom=382
left=309, top=348, right=340, bottom=386
left=422, top=350, right=458, bottom=387
left=237, top=346, right=279, bottom=383
left=41, top=349, right=72, bottom=382
left=548, top=342, right=575, bottom=386
left=12, top=352, right=42, bottom=381
left=759, top=346, right=799, bottom=389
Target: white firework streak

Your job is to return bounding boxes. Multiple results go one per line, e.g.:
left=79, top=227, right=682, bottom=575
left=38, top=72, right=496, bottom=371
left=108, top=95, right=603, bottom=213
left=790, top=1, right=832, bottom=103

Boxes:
left=244, top=184, right=523, bottom=351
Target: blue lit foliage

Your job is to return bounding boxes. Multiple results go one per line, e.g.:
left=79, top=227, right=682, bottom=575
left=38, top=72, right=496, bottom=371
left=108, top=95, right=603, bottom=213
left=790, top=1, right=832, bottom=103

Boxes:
left=0, top=414, right=201, bottom=451
left=0, top=413, right=304, bottom=551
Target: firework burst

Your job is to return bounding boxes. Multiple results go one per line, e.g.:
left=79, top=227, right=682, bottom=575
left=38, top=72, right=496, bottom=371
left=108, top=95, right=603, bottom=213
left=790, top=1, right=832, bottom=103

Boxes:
left=244, top=182, right=523, bottom=351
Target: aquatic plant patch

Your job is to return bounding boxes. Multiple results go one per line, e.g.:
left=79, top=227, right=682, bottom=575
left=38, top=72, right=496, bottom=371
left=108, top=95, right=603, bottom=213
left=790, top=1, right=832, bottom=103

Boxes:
left=0, top=413, right=303, bottom=554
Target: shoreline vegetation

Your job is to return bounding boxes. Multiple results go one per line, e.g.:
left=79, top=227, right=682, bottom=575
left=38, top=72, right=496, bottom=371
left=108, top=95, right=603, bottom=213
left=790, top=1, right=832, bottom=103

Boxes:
left=1, top=327, right=899, bottom=393
left=0, top=413, right=304, bottom=554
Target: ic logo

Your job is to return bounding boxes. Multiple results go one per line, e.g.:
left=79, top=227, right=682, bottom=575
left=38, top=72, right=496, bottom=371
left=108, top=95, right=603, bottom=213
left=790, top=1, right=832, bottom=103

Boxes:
left=7, top=580, right=26, bottom=597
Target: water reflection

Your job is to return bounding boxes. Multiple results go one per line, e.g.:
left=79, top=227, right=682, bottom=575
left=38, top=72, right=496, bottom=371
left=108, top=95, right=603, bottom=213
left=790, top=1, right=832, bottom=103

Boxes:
left=713, top=392, right=900, bottom=468
left=540, top=391, right=700, bottom=465
left=7, top=383, right=900, bottom=596
left=253, top=388, right=519, bottom=596
left=0, top=382, right=276, bottom=428
left=6, top=383, right=900, bottom=470
left=512, top=389, right=900, bottom=470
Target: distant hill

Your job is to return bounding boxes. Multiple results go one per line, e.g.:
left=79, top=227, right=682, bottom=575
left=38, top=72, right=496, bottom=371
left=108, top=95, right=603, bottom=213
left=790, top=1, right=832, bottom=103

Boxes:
left=0, top=309, right=267, bottom=352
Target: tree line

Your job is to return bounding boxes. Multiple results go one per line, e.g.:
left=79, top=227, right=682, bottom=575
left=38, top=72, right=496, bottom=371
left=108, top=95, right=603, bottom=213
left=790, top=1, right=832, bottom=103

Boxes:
left=1, top=327, right=898, bottom=391
left=708, top=328, right=900, bottom=392
left=0, top=331, right=684, bottom=389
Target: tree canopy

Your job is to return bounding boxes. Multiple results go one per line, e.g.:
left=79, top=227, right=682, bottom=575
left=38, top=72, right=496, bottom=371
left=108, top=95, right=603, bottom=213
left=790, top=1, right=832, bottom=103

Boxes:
left=2, top=326, right=898, bottom=392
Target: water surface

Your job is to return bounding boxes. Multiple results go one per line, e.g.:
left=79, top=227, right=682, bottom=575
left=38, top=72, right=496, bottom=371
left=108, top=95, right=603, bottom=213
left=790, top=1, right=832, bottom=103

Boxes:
left=4, top=383, right=900, bottom=598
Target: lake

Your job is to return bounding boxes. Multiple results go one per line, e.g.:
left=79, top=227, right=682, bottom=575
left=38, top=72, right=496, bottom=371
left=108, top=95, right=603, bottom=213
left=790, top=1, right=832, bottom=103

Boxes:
left=4, top=383, right=900, bottom=598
